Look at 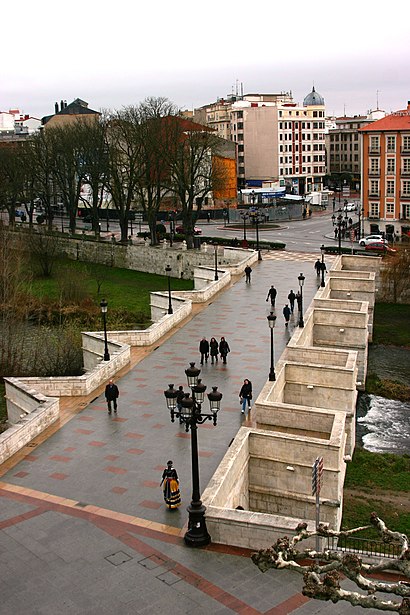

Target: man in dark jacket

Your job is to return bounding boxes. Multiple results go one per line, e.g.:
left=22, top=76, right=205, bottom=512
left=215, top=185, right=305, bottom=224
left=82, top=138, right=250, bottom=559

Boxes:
left=199, top=337, right=209, bottom=365
left=105, top=379, right=119, bottom=414
left=287, top=290, right=296, bottom=313
left=266, top=285, right=277, bottom=307
left=283, top=304, right=291, bottom=327
left=244, top=265, right=252, bottom=283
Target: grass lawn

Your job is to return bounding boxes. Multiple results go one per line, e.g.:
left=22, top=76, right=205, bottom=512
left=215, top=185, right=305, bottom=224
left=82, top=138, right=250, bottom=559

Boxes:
left=28, top=257, right=193, bottom=320
left=373, top=302, right=410, bottom=346
left=342, top=448, right=410, bottom=538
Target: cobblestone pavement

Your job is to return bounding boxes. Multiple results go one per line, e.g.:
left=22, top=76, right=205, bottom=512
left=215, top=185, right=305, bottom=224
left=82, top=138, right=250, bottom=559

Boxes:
left=0, top=252, right=389, bottom=614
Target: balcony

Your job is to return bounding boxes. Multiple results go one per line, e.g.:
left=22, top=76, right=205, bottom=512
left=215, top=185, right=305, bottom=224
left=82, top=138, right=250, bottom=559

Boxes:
left=369, top=147, right=380, bottom=154
left=368, top=191, right=380, bottom=197
left=400, top=192, right=410, bottom=199
left=368, top=170, right=380, bottom=177
left=401, top=169, right=410, bottom=176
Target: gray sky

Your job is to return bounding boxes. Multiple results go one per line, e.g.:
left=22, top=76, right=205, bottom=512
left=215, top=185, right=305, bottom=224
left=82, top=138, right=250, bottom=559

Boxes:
left=1, top=0, right=408, bottom=119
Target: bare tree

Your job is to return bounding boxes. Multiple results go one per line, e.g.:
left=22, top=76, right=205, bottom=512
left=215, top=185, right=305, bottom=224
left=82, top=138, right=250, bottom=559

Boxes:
left=252, top=513, right=410, bottom=613
left=165, top=118, right=226, bottom=248
left=0, top=145, right=26, bottom=228
left=380, top=247, right=410, bottom=303
left=29, top=130, right=57, bottom=231
left=29, top=227, right=58, bottom=277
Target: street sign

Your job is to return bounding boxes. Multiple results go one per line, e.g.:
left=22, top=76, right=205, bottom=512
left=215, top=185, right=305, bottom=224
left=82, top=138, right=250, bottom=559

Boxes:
left=312, top=456, right=324, bottom=495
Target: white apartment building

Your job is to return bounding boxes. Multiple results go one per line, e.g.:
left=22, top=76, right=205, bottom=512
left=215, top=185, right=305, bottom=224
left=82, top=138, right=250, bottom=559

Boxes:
left=194, top=87, right=326, bottom=195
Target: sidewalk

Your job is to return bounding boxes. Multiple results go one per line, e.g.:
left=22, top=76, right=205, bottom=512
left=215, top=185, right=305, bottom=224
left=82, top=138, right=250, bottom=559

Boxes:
left=0, top=252, right=384, bottom=614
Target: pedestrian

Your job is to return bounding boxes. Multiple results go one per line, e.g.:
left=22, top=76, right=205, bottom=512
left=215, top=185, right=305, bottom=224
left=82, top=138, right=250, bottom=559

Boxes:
left=287, top=289, right=296, bottom=313
left=207, top=211, right=211, bottom=223
left=266, top=285, right=277, bottom=307
left=176, top=385, right=185, bottom=423
left=296, top=291, right=302, bottom=312
left=219, top=336, right=230, bottom=364
left=105, top=378, right=119, bottom=414
left=239, top=379, right=253, bottom=415
left=244, top=265, right=252, bottom=283
left=314, top=259, right=321, bottom=275
left=283, top=304, right=291, bottom=327
left=199, top=337, right=209, bottom=365
left=210, top=337, right=219, bottom=364
left=334, top=227, right=338, bottom=239
left=160, top=460, right=181, bottom=510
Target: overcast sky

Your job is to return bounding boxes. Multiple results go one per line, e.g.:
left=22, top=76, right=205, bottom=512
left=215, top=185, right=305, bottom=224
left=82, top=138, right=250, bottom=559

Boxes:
left=1, top=0, right=408, bottom=120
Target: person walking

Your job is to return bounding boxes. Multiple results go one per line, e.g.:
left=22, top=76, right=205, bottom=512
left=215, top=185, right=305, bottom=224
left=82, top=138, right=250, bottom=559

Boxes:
left=283, top=304, right=291, bottom=327
left=105, top=379, right=119, bottom=414
left=210, top=337, right=219, bottom=364
left=296, top=291, right=302, bottom=312
left=266, top=285, right=277, bottom=307
left=244, top=265, right=252, bottom=283
left=287, top=290, right=296, bottom=313
left=219, top=336, right=230, bottom=364
left=176, top=385, right=185, bottom=424
left=314, top=259, right=321, bottom=276
left=160, top=460, right=181, bottom=509
left=199, top=337, right=209, bottom=365
left=239, top=379, right=253, bottom=415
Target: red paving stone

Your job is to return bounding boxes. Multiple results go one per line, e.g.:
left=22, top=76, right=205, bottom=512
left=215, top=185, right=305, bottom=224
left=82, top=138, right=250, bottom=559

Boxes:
left=142, top=481, right=158, bottom=488
left=110, top=487, right=128, bottom=495
left=74, top=429, right=94, bottom=435
left=104, top=455, right=119, bottom=461
left=125, top=432, right=144, bottom=439
left=152, top=423, right=165, bottom=429
left=25, top=455, right=39, bottom=462
left=104, top=466, right=128, bottom=475
left=49, top=455, right=72, bottom=462
left=88, top=441, right=106, bottom=447
left=112, top=417, right=128, bottom=422
left=13, top=471, right=29, bottom=478
left=77, top=416, right=95, bottom=422
left=198, top=451, right=214, bottom=458
left=126, top=448, right=144, bottom=455
left=176, top=432, right=190, bottom=439
left=140, top=500, right=162, bottom=510
left=63, top=447, right=76, bottom=452
left=49, top=473, right=69, bottom=480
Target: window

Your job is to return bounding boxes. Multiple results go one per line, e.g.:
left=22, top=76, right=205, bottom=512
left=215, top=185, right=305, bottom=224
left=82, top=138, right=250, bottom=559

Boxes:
left=387, top=158, right=395, bottom=174
left=237, top=122, right=243, bottom=130
left=370, top=202, right=379, bottom=217
left=370, top=158, right=379, bottom=173
left=403, top=203, right=410, bottom=218
left=238, top=144, right=244, bottom=152
left=403, top=180, right=410, bottom=196
left=370, top=180, right=379, bottom=196
left=370, top=136, right=380, bottom=152
left=386, top=203, right=395, bottom=214
left=386, top=180, right=395, bottom=196
left=402, top=158, right=410, bottom=173
left=238, top=156, right=244, bottom=164
left=403, top=135, right=410, bottom=151
left=386, top=135, right=396, bottom=152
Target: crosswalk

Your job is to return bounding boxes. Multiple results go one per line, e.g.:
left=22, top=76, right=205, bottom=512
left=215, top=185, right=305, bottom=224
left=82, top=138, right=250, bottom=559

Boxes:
left=264, top=250, right=336, bottom=263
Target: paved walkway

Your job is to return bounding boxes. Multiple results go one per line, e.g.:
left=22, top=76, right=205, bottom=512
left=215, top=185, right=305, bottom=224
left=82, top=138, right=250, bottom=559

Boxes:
left=0, top=251, right=387, bottom=614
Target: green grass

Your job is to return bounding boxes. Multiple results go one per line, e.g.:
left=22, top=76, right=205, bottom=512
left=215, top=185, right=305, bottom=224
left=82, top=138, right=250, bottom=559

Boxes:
left=27, top=257, right=193, bottom=319
left=345, top=448, right=410, bottom=492
left=373, top=302, right=410, bottom=346
left=366, top=373, right=410, bottom=402
left=341, top=496, right=410, bottom=538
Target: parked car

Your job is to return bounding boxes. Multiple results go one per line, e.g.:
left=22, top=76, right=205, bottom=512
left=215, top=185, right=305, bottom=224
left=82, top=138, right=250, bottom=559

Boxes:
left=343, top=202, right=357, bottom=212
left=359, top=235, right=387, bottom=247
left=175, top=225, right=202, bottom=235
left=365, top=242, right=396, bottom=254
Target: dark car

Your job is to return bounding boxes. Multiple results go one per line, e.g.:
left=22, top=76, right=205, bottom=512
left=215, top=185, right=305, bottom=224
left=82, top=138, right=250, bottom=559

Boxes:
left=175, top=225, right=202, bottom=235
left=365, top=242, right=396, bottom=254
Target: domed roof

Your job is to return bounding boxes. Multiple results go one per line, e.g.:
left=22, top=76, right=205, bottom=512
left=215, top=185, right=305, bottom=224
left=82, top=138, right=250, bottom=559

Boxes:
left=303, top=86, right=325, bottom=107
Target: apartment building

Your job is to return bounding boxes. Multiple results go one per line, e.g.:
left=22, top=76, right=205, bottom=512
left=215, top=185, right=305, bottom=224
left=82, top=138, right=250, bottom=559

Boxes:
left=360, top=102, right=410, bottom=238
left=327, top=110, right=385, bottom=189
left=194, top=87, right=326, bottom=195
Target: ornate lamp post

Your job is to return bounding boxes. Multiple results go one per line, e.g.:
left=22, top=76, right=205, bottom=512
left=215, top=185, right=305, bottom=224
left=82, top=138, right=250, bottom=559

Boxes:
left=337, top=213, right=343, bottom=255
left=240, top=212, right=249, bottom=242
left=164, top=363, right=223, bottom=547
left=165, top=264, right=173, bottom=314
left=267, top=311, right=277, bottom=381
left=356, top=204, right=363, bottom=241
left=320, top=244, right=326, bottom=288
left=100, top=299, right=110, bottom=361
left=213, top=242, right=219, bottom=281
left=298, top=273, right=305, bottom=328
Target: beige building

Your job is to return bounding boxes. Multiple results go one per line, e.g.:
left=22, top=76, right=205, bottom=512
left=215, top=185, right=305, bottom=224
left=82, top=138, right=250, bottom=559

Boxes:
left=194, top=88, right=326, bottom=195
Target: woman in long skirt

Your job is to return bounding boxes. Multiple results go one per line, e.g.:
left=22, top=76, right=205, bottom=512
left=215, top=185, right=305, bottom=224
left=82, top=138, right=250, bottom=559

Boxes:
left=160, top=460, right=181, bottom=509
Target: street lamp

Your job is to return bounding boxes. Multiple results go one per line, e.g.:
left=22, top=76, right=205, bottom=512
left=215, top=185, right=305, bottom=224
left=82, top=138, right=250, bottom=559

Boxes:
left=298, top=273, right=305, bottom=328
left=250, top=211, right=263, bottom=261
left=100, top=298, right=110, bottom=361
left=355, top=204, right=363, bottom=241
left=164, top=363, right=223, bottom=547
left=267, top=311, right=276, bottom=381
left=320, top=244, right=326, bottom=288
left=213, top=242, right=219, bottom=281
left=337, top=213, right=343, bottom=255
left=165, top=264, right=173, bottom=314
left=240, top=211, right=249, bottom=242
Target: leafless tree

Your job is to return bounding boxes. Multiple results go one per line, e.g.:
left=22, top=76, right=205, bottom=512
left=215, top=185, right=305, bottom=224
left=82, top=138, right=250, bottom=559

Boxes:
left=252, top=513, right=410, bottom=613
left=380, top=247, right=410, bottom=304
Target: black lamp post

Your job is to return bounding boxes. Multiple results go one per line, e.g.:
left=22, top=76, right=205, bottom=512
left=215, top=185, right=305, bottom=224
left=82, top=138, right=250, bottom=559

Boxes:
left=164, top=363, right=223, bottom=547
left=356, top=204, right=363, bottom=241
left=298, top=273, right=305, bottom=328
left=320, top=244, right=326, bottom=288
left=337, top=213, right=343, bottom=255
left=165, top=264, right=173, bottom=314
left=240, top=212, right=248, bottom=241
left=267, top=311, right=277, bottom=381
left=100, top=298, right=110, bottom=361
left=213, top=242, right=219, bottom=281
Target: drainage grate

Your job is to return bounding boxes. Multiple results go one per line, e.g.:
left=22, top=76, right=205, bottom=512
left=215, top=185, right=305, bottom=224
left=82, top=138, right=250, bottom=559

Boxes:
left=138, top=555, right=166, bottom=570
left=75, top=502, right=89, bottom=508
left=105, top=551, right=133, bottom=566
left=157, top=571, right=181, bottom=586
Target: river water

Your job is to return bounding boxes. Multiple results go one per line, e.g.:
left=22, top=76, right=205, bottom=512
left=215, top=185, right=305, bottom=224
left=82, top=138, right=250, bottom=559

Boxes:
left=356, top=345, right=410, bottom=455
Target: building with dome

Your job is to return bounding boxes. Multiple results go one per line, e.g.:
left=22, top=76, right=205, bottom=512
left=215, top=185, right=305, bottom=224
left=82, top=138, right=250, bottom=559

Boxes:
left=194, top=86, right=326, bottom=196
